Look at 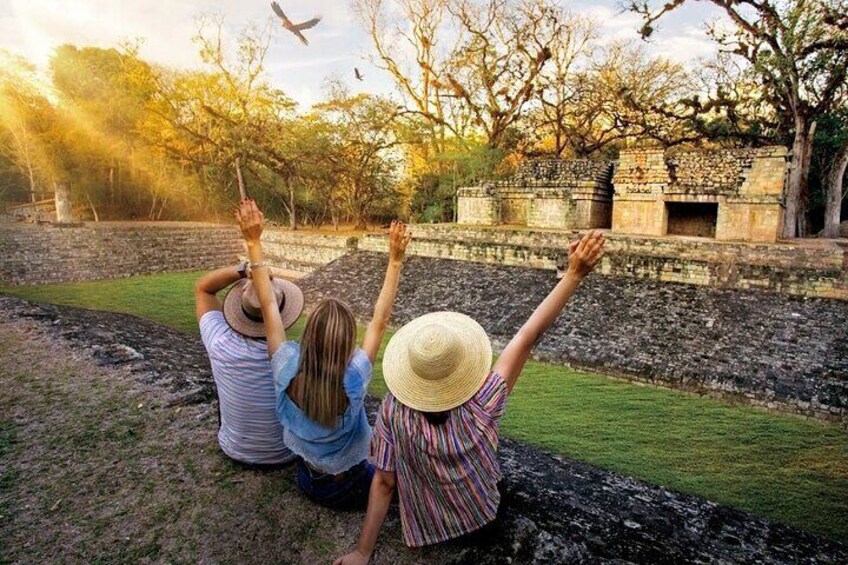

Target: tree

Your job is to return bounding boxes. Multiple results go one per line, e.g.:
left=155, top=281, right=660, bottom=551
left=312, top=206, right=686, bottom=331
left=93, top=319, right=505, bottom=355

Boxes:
left=443, top=0, right=559, bottom=150
left=811, top=111, right=848, bottom=236
left=0, top=50, right=56, bottom=204
left=315, top=81, right=404, bottom=229
left=630, top=0, right=848, bottom=237
left=531, top=11, right=595, bottom=157
left=50, top=44, right=157, bottom=217
left=531, top=41, right=696, bottom=158
left=355, top=0, right=464, bottom=160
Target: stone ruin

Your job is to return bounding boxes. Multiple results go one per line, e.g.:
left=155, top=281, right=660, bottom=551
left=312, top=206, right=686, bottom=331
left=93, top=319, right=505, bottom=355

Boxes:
left=613, top=146, right=788, bottom=243
left=456, top=146, right=789, bottom=243
left=456, top=159, right=615, bottom=230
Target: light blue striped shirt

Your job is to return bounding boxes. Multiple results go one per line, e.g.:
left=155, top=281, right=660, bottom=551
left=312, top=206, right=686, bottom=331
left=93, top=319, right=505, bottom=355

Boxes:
left=271, top=342, right=373, bottom=475
left=200, top=311, right=296, bottom=465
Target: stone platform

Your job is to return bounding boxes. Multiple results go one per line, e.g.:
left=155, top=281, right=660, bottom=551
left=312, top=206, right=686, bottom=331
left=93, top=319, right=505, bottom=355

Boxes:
left=359, top=224, right=848, bottom=300
left=301, top=252, right=848, bottom=424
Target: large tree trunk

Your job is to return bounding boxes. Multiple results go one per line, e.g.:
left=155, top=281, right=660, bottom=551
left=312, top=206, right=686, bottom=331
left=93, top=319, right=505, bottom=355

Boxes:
left=783, top=117, right=815, bottom=238
left=822, top=140, right=848, bottom=239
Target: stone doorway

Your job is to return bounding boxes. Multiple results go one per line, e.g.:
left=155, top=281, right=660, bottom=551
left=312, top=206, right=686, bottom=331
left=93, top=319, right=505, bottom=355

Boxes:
left=666, top=202, right=718, bottom=238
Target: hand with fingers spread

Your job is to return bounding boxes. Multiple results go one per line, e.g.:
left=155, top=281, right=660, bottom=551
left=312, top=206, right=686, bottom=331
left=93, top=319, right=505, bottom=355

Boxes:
left=235, top=199, right=265, bottom=244
left=388, top=220, right=413, bottom=264
left=567, top=230, right=605, bottom=278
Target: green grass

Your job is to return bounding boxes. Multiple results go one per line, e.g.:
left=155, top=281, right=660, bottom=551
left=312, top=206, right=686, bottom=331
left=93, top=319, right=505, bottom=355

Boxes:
left=3, top=273, right=847, bottom=542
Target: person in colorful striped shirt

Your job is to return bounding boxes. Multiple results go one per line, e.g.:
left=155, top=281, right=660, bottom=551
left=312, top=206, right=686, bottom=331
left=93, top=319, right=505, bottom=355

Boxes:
left=335, top=230, right=606, bottom=564
left=235, top=199, right=412, bottom=509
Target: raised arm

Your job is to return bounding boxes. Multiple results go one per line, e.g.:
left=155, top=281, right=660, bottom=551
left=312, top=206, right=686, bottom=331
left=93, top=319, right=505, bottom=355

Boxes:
left=194, top=264, right=245, bottom=320
left=334, top=469, right=397, bottom=565
left=361, top=221, right=412, bottom=362
left=235, top=199, right=286, bottom=355
left=493, top=230, right=605, bottom=393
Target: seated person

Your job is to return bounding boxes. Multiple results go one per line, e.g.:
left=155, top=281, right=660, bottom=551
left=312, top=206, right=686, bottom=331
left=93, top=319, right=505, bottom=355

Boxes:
left=195, top=258, right=304, bottom=466
left=335, top=231, right=606, bottom=563
left=235, top=199, right=411, bottom=509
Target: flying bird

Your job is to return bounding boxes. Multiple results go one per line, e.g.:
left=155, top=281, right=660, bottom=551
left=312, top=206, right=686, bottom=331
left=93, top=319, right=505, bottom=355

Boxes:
left=270, top=2, right=321, bottom=46
left=354, top=67, right=364, bottom=81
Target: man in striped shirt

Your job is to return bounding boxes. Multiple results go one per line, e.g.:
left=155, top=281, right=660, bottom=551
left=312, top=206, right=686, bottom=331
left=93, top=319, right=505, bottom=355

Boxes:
left=195, top=262, right=301, bottom=466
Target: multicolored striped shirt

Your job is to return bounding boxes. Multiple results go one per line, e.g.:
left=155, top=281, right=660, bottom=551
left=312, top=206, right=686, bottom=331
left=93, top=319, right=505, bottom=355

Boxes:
left=371, top=372, right=508, bottom=547
left=200, top=311, right=296, bottom=465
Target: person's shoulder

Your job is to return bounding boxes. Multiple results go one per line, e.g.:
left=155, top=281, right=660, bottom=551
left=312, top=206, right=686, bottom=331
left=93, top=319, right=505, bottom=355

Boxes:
left=473, top=371, right=508, bottom=409
left=199, top=311, right=230, bottom=350
left=348, top=348, right=373, bottom=378
left=271, top=341, right=300, bottom=366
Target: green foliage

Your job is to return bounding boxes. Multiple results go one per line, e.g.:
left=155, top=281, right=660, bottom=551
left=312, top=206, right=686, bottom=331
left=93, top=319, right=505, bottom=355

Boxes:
left=4, top=273, right=847, bottom=542
left=810, top=112, right=848, bottom=230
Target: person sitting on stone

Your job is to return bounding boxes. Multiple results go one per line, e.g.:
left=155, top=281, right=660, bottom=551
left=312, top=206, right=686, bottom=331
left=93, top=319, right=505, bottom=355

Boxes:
left=235, top=199, right=412, bottom=510
left=334, top=231, right=606, bottom=564
left=195, top=241, right=305, bottom=467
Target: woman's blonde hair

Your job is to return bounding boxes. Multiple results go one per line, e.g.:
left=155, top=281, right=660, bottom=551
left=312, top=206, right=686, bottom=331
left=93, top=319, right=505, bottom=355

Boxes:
left=296, top=298, right=357, bottom=429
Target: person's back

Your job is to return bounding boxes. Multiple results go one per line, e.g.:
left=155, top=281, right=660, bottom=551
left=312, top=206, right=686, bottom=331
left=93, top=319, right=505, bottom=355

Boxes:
left=272, top=338, right=373, bottom=474
left=201, top=311, right=294, bottom=465
left=194, top=259, right=305, bottom=467
left=233, top=200, right=413, bottom=510
left=372, top=372, right=507, bottom=546
left=336, top=230, right=606, bottom=564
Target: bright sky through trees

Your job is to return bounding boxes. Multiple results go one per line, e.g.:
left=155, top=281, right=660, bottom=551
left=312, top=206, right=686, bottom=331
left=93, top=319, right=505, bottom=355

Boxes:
left=0, top=0, right=723, bottom=107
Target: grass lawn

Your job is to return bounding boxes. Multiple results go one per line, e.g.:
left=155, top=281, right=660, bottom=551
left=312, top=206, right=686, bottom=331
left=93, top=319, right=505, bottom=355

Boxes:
left=3, top=271, right=847, bottom=543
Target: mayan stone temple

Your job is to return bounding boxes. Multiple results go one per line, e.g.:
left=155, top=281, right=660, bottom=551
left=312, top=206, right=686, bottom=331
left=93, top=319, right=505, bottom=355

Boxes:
left=456, top=159, right=615, bottom=229
left=612, top=146, right=788, bottom=242
left=457, top=146, right=789, bottom=243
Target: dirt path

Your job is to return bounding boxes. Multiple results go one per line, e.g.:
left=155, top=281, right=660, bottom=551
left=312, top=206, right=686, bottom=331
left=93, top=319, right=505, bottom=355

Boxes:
left=0, top=313, right=440, bottom=564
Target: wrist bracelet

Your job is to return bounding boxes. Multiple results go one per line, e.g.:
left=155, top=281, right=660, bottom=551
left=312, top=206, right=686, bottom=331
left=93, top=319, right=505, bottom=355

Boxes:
left=250, top=261, right=268, bottom=269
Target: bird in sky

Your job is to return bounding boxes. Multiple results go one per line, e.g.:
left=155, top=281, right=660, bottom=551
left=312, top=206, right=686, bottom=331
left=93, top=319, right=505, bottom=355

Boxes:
left=270, top=2, right=321, bottom=46
left=354, top=67, right=364, bottom=81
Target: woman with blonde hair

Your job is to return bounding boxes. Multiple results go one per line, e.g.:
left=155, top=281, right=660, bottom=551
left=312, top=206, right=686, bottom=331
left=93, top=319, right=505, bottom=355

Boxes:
left=235, top=199, right=411, bottom=509
left=336, top=230, right=606, bottom=563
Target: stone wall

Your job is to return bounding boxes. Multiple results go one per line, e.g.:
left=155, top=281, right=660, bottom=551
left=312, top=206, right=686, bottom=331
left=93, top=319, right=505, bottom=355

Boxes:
left=358, top=224, right=848, bottom=300
left=612, top=146, right=788, bottom=242
left=0, top=222, right=362, bottom=285
left=457, top=159, right=614, bottom=229
left=0, top=222, right=243, bottom=286
left=260, top=230, right=356, bottom=274
left=300, top=252, right=848, bottom=424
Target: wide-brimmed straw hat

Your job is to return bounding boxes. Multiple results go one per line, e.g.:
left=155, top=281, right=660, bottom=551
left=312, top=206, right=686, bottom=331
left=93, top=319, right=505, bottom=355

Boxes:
left=222, top=278, right=304, bottom=338
left=383, top=312, right=493, bottom=412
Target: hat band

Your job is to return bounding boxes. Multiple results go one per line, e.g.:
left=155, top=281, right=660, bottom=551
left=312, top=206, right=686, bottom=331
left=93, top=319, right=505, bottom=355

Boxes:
left=241, top=299, right=286, bottom=323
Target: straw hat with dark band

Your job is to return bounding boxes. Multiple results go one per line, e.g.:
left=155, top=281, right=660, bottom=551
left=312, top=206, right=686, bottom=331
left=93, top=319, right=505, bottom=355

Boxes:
left=383, top=311, right=493, bottom=412
left=222, top=278, right=304, bottom=338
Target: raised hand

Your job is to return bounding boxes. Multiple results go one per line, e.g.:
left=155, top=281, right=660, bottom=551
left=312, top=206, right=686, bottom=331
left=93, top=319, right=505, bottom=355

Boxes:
left=235, top=199, right=264, bottom=244
left=567, top=230, right=605, bottom=278
left=387, top=220, right=412, bottom=264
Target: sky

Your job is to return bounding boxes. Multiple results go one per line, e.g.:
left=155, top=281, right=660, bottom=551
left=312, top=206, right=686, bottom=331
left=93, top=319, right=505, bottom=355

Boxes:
left=0, top=0, right=725, bottom=108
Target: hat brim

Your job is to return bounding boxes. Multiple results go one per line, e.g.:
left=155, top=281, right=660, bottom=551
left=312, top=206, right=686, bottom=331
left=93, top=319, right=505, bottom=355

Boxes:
left=383, top=312, right=493, bottom=413
left=222, top=278, right=304, bottom=339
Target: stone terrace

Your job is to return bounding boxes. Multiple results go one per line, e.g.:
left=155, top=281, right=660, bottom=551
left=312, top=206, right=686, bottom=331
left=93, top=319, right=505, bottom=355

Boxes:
left=359, top=224, right=848, bottom=300
left=301, top=252, right=848, bottom=424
